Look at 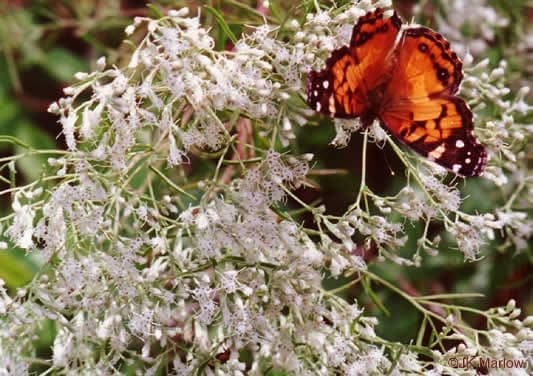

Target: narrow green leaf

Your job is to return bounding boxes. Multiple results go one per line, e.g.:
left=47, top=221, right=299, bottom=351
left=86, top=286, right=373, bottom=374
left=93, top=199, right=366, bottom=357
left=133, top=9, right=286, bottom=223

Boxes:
left=362, top=278, right=391, bottom=316
left=414, top=292, right=485, bottom=301
left=0, top=135, right=32, bottom=149
left=416, top=316, right=428, bottom=347
left=268, top=0, right=283, bottom=23
left=149, top=165, right=197, bottom=200
left=146, top=4, right=165, bottom=19
left=8, top=161, right=16, bottom=189
left=204, top=6, right=238, bottom=44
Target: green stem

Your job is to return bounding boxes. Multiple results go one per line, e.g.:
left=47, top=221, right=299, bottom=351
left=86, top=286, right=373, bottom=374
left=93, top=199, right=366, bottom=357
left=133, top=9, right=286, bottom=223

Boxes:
left=149, top=165, right=197, bottom=200
left=349, top=130, right=368, bottom=212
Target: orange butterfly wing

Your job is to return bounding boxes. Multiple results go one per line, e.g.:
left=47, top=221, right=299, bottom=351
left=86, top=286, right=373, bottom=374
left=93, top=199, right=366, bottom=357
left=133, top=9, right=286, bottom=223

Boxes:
left=380, top=27, right=487, bottom=176
left=306, top=9, right=401, bottom=118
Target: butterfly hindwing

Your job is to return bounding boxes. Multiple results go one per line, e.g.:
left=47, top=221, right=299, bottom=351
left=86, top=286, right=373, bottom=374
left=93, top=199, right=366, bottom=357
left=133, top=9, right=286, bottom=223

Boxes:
left=381, top=27, right=487, bottom=176
left=380, top=97, right=487, bottom=176
left=306, top=9, right=401, bottom=118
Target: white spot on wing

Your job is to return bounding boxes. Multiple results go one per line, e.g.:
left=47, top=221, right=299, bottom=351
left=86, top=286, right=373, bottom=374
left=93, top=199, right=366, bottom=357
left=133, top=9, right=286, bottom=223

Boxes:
left=313, top=90, right=318, bottom=97
left=328, top=95, right=336, bottom=115
left=428, top=144, right=446, bottom=160
left=323, top=80, right=329, bottom=89
left=456, top=140, right=465, bottom=148
left=465, top=158, right=471, bottom=164
left=316, top=102, right=321, bottom=112
left=452, top=164, right=462, bottom=173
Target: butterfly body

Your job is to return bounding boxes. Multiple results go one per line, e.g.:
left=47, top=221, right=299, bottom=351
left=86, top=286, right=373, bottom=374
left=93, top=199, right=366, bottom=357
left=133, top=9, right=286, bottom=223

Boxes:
left=306, top=8, right=487, bottom=176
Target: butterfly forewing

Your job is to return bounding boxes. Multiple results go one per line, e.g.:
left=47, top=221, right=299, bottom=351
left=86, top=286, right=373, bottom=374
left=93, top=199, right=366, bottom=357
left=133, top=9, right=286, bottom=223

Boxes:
left=387, top=27, right=463, bottom=99
left=306, top=47, right=366, bottom=118
left=306, top=9, right=401, bottom=118
left=349, top=9, right=402, bottom=90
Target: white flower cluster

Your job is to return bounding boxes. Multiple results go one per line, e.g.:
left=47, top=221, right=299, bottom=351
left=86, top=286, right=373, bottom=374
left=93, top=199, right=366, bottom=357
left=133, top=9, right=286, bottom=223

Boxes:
left=49, top=9, right=289, bottom=168
left=48, top=1, right=393, bottom=168
left=172, top=153, right=384, bottom=373
left=433, top=0, right=509, bottom=57
left=434, top=300, right=533, bottom=376
left=458, top=57, right=532, bottom=256
left=510, top=30, right=533, bottom=81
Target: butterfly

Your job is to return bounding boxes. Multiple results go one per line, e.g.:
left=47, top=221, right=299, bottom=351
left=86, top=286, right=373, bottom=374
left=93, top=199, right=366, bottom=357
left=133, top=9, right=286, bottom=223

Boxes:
left=306, top=8, right=487, bottom=176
